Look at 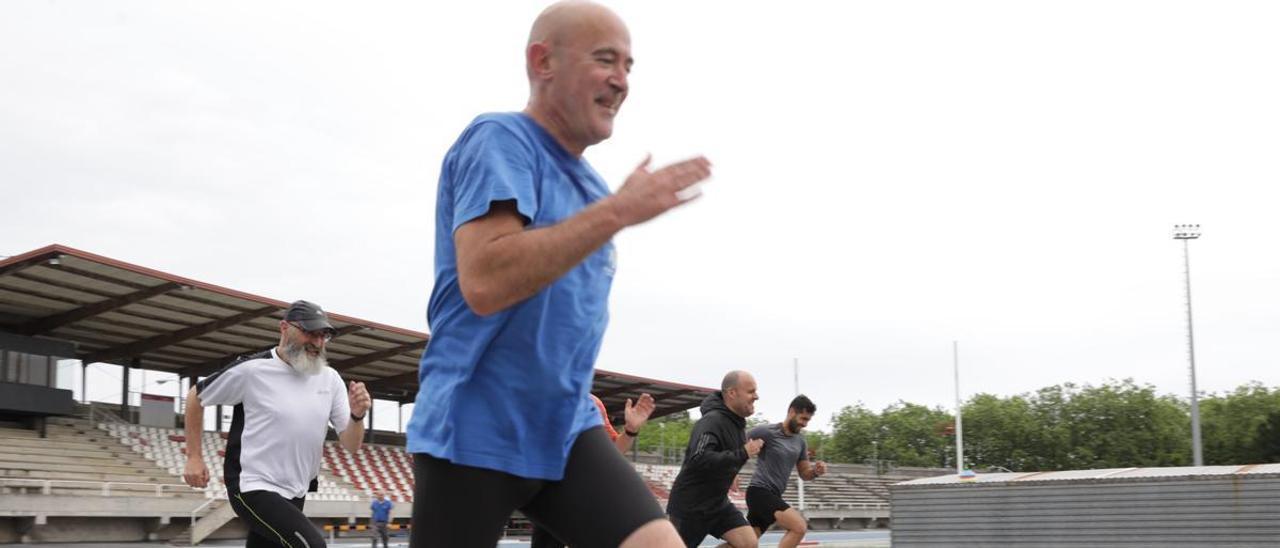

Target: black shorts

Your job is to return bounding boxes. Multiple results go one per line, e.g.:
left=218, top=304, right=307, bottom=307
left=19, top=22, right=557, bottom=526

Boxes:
left=410, top=426, right=665, bottom=547
left=745, top=485, right=791, bottom=532
left=228, top=489, right=326, bottom=548
left=667, top=499, right=749, bottom=548
left=529, top=525, right=566, bottom=548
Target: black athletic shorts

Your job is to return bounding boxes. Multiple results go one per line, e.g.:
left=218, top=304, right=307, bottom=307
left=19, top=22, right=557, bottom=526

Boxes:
left=529, top=524, right=566, bottom=548
left=667, top=499, right=749, bottom=548
left=745, top=485, right=791, bottom=532
left=228, top=489, right=326, bottom=548
left=410, top=426, right=665, bottom=547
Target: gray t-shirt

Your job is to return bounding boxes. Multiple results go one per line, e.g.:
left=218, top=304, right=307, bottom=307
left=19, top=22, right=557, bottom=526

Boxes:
left=747, top=423, right=808, bottom=495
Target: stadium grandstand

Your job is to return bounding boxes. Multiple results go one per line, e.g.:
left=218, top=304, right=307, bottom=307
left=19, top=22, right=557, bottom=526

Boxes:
left=0, top=244, right=924, bottom=544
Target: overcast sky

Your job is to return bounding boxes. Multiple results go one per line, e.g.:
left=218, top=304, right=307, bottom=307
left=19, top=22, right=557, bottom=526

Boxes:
left=4, top=1, right=1279, bottom=432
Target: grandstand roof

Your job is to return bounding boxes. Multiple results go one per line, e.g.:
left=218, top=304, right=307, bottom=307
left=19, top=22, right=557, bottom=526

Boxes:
left=0, top=244, right=714, bottom=416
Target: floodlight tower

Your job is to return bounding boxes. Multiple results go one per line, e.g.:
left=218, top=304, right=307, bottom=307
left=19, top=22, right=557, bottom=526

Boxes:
left=1172, top=224, right=1203, bottom=466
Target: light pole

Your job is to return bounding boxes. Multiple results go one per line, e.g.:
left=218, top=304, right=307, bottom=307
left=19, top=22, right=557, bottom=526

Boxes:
left=953, top=341, right=965, bottom=475
left=1173, top=224, right=1203, bottom=466
left=872, top=439, right=880, bottom=476
left=794, top=358, right=805, bottom=511
left=659, top=421, right=666, bottom=464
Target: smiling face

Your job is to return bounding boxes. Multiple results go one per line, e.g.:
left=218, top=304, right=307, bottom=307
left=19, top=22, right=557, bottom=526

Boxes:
left=278, top=320, right=329, bottom=375
left=786, top=409, right=813, bottom=434
left=526, top=2, right=632, bottom=155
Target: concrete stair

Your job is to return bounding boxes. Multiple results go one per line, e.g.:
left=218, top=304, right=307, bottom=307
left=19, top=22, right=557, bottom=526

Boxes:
left=169, top=498, right=235, bottom=546
left=0, top=419, right=199, bottom=500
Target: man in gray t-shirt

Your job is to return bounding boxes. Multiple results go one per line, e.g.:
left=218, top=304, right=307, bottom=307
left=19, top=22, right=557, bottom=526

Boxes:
left=745, top=395, right=827, bottom=548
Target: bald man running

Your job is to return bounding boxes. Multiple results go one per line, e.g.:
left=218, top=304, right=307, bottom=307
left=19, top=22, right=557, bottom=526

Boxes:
left=666, top=371, right=762, bottom=548
left=404, top=1, right=711, bottom=546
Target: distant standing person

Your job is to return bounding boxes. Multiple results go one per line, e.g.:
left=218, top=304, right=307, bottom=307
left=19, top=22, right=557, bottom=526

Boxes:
left=666, top=371, right=761, bottom=548
left=371, top=491, right=393, bottom=548
left=746, top=395, right=827, bottom=548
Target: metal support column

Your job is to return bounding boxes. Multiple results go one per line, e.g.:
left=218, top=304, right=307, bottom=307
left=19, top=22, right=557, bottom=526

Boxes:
left=120, top=360, right=131, bottom=421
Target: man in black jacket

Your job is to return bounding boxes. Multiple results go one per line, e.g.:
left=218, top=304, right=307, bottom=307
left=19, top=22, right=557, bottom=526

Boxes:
left=666, top=371, right=762, bottom=548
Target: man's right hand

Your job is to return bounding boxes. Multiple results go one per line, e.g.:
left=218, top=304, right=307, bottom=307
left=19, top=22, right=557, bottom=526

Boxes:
left=184, top=458, right=209, bottom=488
left=744, top=438, right=763, bottom=458
left=609, top=155, right=712, bottom=227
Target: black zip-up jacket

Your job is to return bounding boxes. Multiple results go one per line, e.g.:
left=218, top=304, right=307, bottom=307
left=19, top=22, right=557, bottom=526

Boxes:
left=666, top=391, right=748, bottom=514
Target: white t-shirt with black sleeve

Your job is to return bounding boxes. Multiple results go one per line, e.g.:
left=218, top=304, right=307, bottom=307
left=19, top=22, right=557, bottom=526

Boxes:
left=195, top=348, right=352, bottom=499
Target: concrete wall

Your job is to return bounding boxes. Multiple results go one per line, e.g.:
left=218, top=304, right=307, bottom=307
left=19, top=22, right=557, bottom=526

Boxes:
left=0, top=494, right=204, bottom=518
left=21, top=517, right=148, bottom=543
left=0, top=494, right=413, bottom=544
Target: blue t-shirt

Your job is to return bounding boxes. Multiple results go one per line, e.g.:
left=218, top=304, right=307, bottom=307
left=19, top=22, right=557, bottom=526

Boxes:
left=406, top=112, right=615, bottom=480
left=370, top=499, right=393, bottom=522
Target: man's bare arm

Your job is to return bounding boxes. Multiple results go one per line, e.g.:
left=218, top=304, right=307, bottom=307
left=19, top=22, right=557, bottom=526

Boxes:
left=339, top=381, right=370, bottom=453
left=797, top=459, right=826, bottom=481
left=182, top=386, right=209, bottom=488
left=339, top=418, right=366, bottom=453
left=456, top=156, right=711, bottom=316
left=611, top=394, right=655, bottom=454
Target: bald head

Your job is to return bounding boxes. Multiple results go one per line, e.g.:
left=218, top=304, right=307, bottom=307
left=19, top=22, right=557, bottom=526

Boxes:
left=720, top=370, right=758, bottom=418
left=527, top=1, right=626, bottom=51
left=721, top=370, right=746, bottom=392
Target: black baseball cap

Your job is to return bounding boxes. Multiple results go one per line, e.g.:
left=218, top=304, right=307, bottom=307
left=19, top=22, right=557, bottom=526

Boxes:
left=284, top=300, right=336, bottom=335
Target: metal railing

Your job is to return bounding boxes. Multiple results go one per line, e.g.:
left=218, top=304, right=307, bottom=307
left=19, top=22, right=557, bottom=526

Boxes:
left=87, top=402, right=132, bottom=428
left=0, top=477, right=200, bottom=497
left=810, top=502, right=890, bottom=510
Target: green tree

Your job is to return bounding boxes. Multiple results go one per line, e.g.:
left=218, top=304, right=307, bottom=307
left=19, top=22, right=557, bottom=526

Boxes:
left=634, top=411, right=694, bottom=463
left=1256, top=410, right=1280, bottom=462
left=1023, top=384, right=1073, bottom=470
left=962, top=393, right=1040, bottom=471
left=827, top=403, right=881, bottom=464
left=876, top=402, right=954, bottom=468
left=1057, top=379, right=1189, bottom=469
left=804, top=430, right=831, bottom=461
left=828, top=380, right=1280, bottom=473
left=964, top=380, right=1192, bottom=471
left=1200, top=382, right=1280, bottom=464
left=828, top=402, right=955, bottom=468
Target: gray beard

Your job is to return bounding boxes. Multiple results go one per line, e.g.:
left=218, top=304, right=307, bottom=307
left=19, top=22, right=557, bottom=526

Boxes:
left=282, top=341, right=327, bottom=376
